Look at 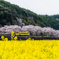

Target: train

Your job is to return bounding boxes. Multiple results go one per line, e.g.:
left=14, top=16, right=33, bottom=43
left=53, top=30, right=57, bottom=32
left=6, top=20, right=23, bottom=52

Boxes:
left=15, top=32, right=30, bottom=36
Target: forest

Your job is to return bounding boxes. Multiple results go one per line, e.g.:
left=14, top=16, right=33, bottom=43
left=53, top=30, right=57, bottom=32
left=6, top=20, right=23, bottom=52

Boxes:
left=0, top=0, right=59, bottom=30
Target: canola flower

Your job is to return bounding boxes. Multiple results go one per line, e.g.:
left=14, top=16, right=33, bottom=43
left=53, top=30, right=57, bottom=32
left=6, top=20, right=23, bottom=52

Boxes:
left=4, top=38, right=8, bottom=41
left=0, top=39, right=59, bottom=59
left=11, top=31, right=15, bottom=40
left=1, top=36, right=8, bottom=41
left=14, top=36, right=18, bottom=40
left=1, top=36, right=5, bottom=41
left=11, top=31, right=18, bottom=40
left=1, top=31, right=18, bottom=41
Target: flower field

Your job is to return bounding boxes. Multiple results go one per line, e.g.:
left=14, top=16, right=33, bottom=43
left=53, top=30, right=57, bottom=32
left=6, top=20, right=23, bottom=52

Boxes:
left=0, top=39, right=59, bottom=59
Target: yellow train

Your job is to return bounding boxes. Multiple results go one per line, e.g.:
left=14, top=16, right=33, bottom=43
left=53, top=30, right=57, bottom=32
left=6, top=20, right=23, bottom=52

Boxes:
left=15, top=32, right=30, bottom=36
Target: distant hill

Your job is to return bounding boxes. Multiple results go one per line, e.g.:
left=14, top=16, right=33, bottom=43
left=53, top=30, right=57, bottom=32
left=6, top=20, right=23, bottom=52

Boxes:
left=0, top=0, right=45, bottom=27
left=39, top=15, right=59, bottom=30
left=0, top=0, right=59, bottom=30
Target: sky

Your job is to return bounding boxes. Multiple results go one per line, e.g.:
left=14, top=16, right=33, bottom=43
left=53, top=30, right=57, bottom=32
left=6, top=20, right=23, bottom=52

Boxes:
left=4, top=0, right=59, bottom=15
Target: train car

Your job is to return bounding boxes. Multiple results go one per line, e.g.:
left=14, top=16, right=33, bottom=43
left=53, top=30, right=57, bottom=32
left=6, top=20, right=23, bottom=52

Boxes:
left=15, top=32, right=30, bottom=36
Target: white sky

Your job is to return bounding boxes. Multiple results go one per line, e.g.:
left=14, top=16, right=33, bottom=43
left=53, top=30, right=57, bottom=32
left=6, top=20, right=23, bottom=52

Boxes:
left=5, top=0, right=59, bottom=15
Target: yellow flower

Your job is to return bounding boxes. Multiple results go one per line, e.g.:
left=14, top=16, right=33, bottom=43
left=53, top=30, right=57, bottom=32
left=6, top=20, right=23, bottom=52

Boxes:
left=11, top=31, right=15, bottom=40
left=28, top=37, right=31, bottom=40
left=4, top=38, right=8, bottom=41
left=14, top=36, right=18, bottom=40
left=0, top=40, right=59, bottom=59
left=1, top=36, right=4, bottom=39
left=1, top=36, right=5, bottom=41
left=11, top=31, right=15, bottom=34
left=32, top=39, right=34, bottom=40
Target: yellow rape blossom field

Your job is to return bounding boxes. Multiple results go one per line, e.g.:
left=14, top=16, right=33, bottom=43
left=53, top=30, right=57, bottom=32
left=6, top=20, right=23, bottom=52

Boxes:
left=0, top=39, right=59, bottom=59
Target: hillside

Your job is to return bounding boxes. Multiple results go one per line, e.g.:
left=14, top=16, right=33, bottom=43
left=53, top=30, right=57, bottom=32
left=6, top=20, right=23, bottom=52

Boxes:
left=0, top=0, right=59, bottom=30
left=0, top=0, right=45, bottom=27
left=39, top=15, right=59, bottom=30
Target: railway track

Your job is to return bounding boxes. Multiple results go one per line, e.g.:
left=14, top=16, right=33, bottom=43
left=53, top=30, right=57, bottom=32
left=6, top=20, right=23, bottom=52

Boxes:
left=0, top=35, right=59, bottom=40
left=0, top=33, right=59, bottom=40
